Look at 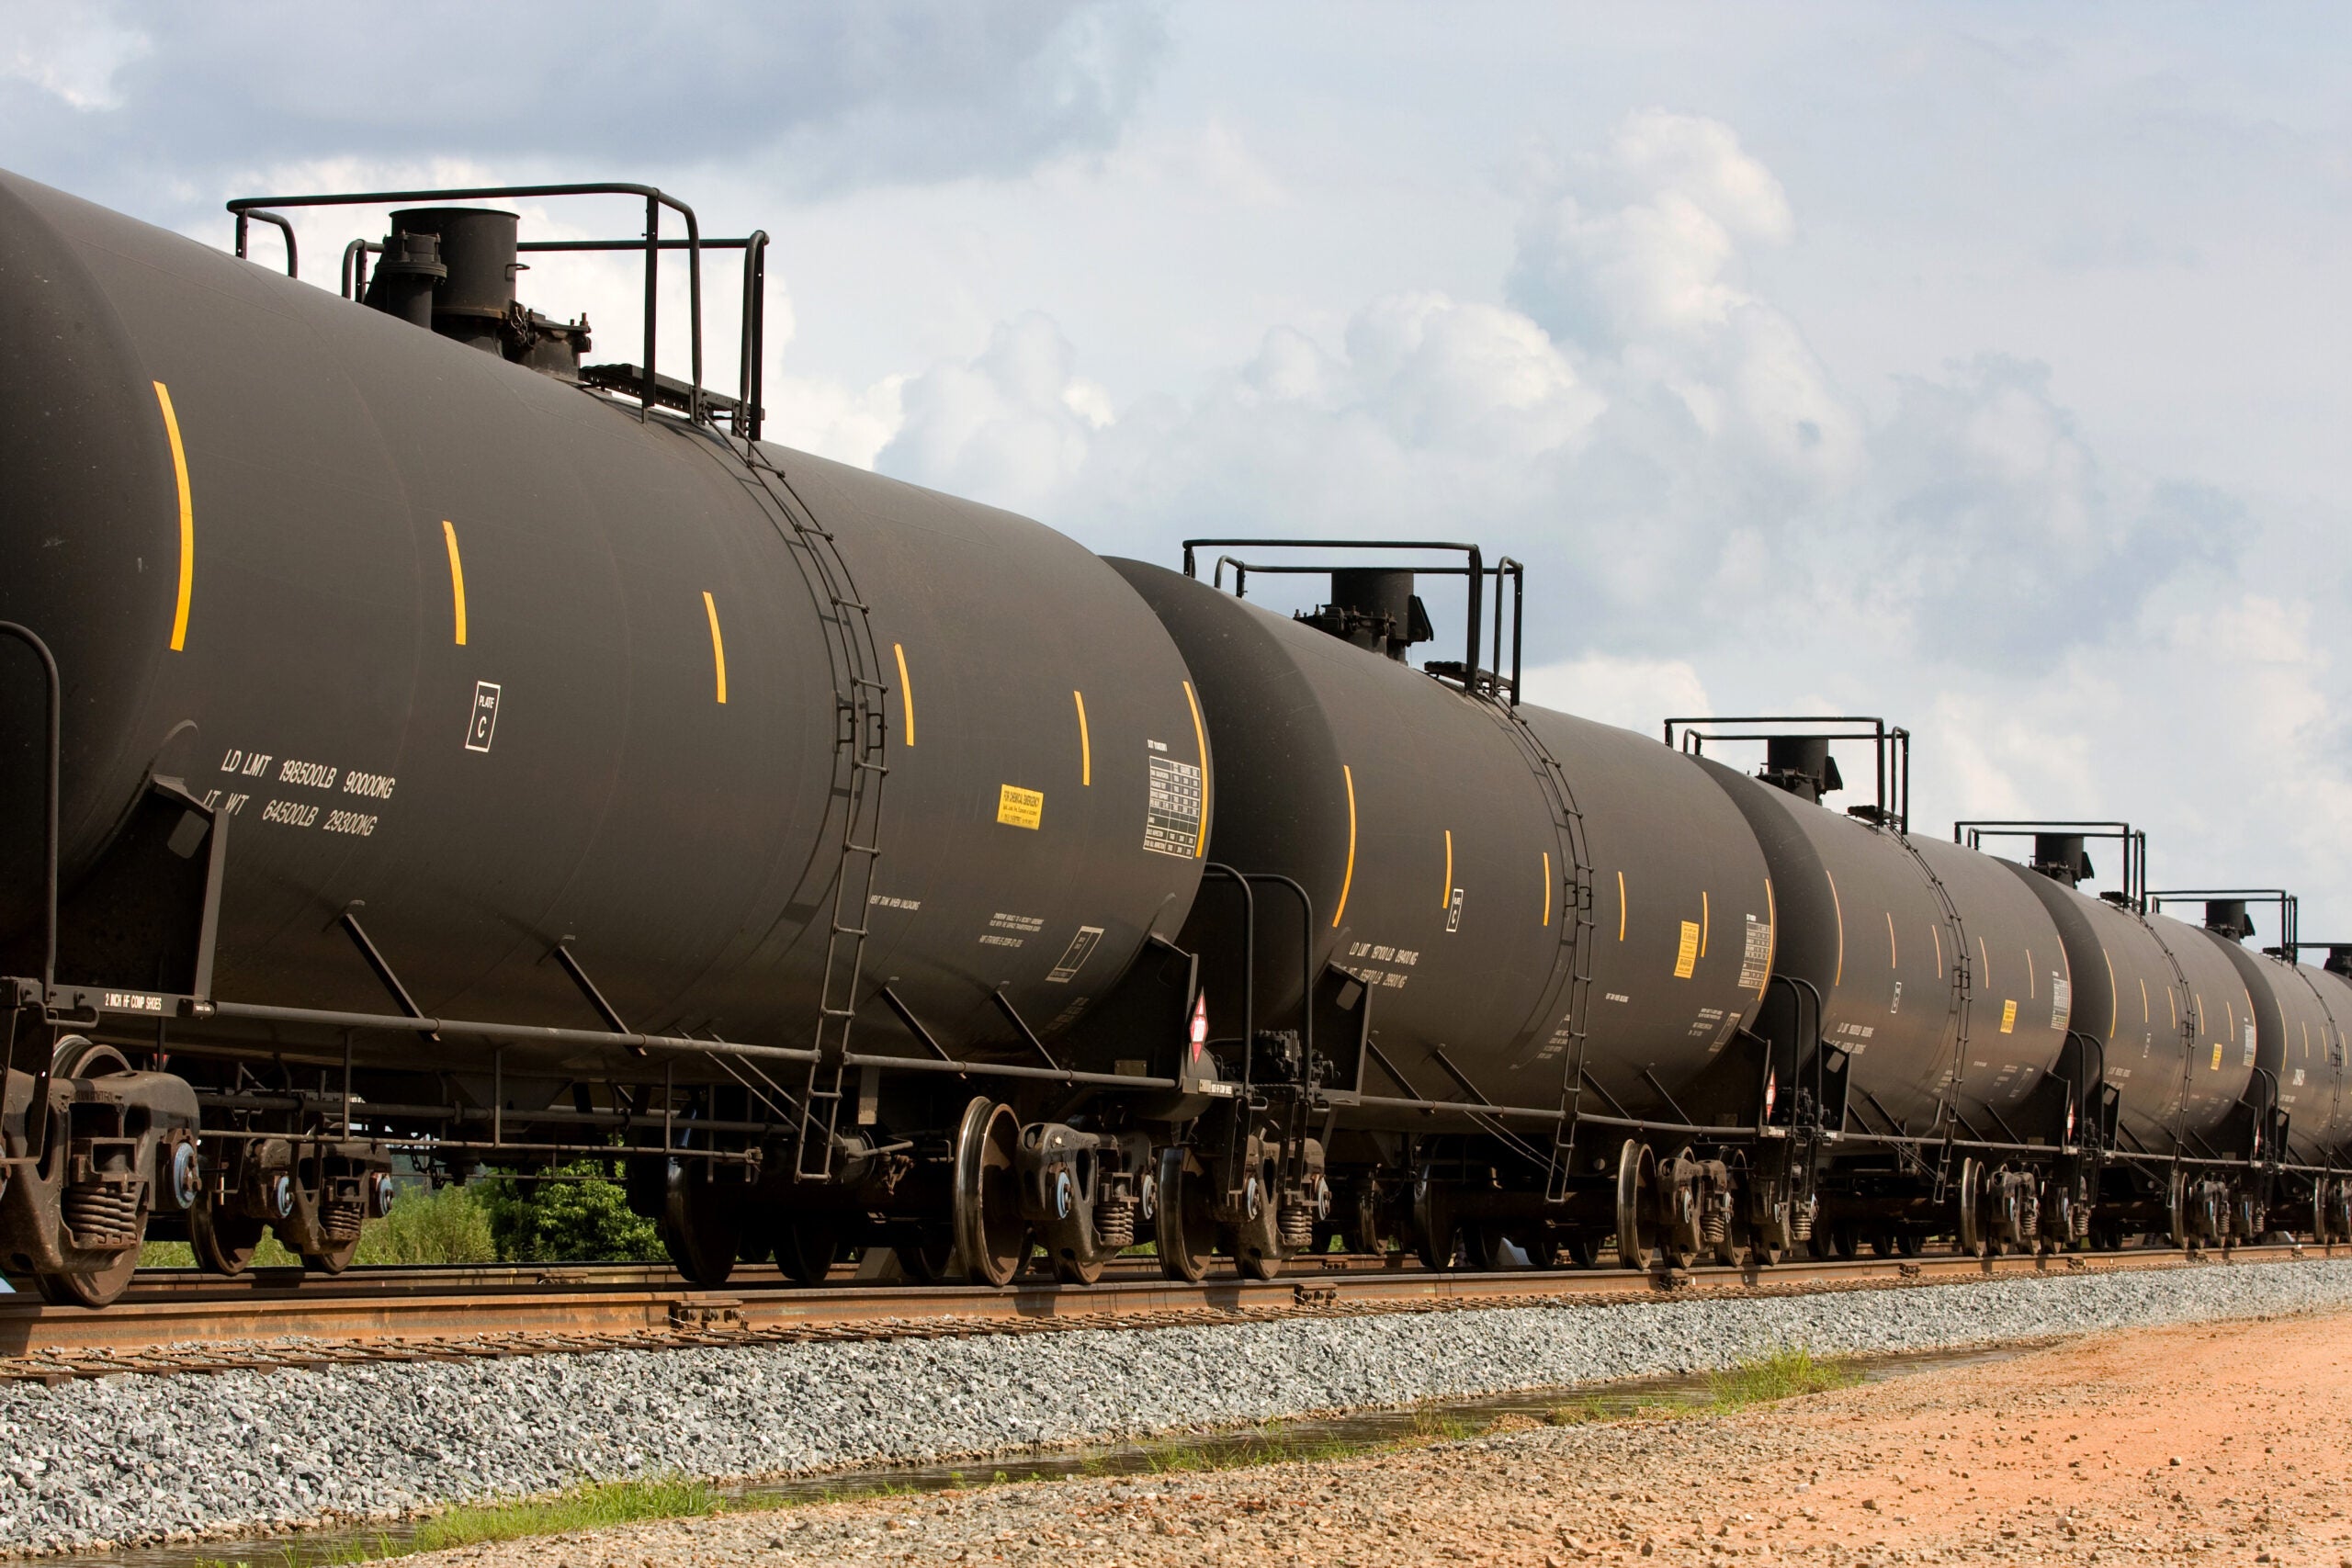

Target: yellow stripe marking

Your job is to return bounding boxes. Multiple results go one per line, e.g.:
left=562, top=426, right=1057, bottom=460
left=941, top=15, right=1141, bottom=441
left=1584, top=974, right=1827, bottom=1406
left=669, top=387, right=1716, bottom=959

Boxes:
left=1933, top=922, right=1943, bottom=978
left=702, top=592, right=728, bottom=704
left=155, top=381, right=194, bottom=651
left=1701, top=890, right=1710, bottom=958
left=1072, top=690, right=1091, bottom=785
left=441, top=521, right=469, bottom=646
left=2103, top=946, right=2118, bottom=1041
left=2028, top=949, right=2036, bottom=998
left=1761, top=877, right=1777, bottom=995
left=1886, top=909, right=1897, bottom=969
left=1825, top=869, right=1845, bottom=988
left=1441, top=829, right=1453, bottom=911
left=2167, top=986, right=2177, bottom=1028
left=1617, top=870, right=1627, bottom=942
left=2141, top=976, right=2150, bottom=1023
left=1542, top=851, right=1552, bottom=928
left=1978, top=935, right=1991, bottom=991
left=1182, top=681, right=1209, bottom=856
left=894, top=643, right=915, bottom=746
left=1331, top=764, right=1357, bottom=928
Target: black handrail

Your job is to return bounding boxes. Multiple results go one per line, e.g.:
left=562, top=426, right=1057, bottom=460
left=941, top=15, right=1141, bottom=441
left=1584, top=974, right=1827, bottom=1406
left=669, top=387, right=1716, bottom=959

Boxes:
left=1240, top=871, right=1317, bottom=1069
left=233, top=209, right=297, bottom=277
left=739, top=231, right=768, bottom=442
left=2146, top=886, right=2299, bottom=952
left=229, top=183, right=714, bottom=429
left=0, top=623, right=60, bottom=995
left=1182, top=538, right=1498, bottom=701
left=1956, top=819, right=2146, bottom=909
left=1666, top=715, right=1910, bottom=834
left=334, top=230, right=772, bottom=440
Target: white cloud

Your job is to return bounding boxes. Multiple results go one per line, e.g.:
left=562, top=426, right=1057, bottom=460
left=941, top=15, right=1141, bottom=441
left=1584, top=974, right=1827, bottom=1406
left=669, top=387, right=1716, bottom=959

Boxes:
left=1, top=1, right=149, bottom=111
left=861, top=104, right=2346, bottom=927
left=1519, top=654, right=1712, bottom=739
left=876, top=313, right=1101, bottom=511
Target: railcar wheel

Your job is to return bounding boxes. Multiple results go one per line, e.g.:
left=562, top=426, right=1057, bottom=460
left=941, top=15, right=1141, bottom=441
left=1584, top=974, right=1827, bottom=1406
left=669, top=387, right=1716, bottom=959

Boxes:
left=1463, top=1222, right=1510, bottom=1271
left=1055, top=1250, right=1108, bottom=1286
left=300, top=1240, right=359, bottom=1276
left=1339, top=1179, right=1385, bottom=1257
left=1614, top=1141, right=1658, bottom=1271
left=660, top=1171, right=741, bottom=1288
left=2165, top=1168, right=2190, bottom=1250
left=1231, top=1157, right=1285, bottom=1280
left=191, top=1197, right=266, bottom=1276
left=1955, top=1158, right=1986, bottom=1258
left=952, top=1099, right=1029, bottom=1289
left=774, top=1219, right=842, bottom=1287
left=1658, top=1148, right=1703, bottom=1271
left=1517, top=1224, right=1563, bottom=1269
left=1155, top=1146, right=1219, bottom=1283
left=1896, top=1228, right=1926, bottom=1258
left=896, top=1226, right=959, bottom=1283
left=1411, top=1165, right=1459, bottom=1272
left=34, top=1246, right=141, bottom=1309
left=1565, top=1229, right=1600, bottom=1268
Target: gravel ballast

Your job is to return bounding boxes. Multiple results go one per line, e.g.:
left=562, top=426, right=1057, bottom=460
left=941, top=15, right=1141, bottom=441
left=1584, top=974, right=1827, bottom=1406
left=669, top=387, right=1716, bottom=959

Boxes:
left=6, top=1258, right=2352, bottom=1556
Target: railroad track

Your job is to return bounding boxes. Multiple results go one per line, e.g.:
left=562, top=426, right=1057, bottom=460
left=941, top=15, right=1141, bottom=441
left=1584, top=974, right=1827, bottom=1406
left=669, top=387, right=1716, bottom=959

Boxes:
left=0, top=1241, right=2330, bottom=1383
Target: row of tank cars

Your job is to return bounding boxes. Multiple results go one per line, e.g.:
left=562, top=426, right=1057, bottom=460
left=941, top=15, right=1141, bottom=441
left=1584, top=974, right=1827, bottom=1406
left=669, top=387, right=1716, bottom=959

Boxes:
left=2, top=167, right=2346, bottom=1306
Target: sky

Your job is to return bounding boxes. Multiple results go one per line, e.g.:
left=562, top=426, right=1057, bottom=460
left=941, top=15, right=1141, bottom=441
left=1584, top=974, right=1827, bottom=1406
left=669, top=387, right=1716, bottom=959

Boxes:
left=7, top=1, right=2350, bottom=936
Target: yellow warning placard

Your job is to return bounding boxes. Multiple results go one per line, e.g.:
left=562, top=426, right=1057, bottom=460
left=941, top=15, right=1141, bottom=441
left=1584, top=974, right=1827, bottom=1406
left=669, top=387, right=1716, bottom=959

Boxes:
left=1674, top=919, right=1701, bottom=979
left=2211, top=1043, right=2224, bottom=1071
left=996, top=784, right=1044, bottom=830
left=2000, top=998, right=2017, bottom=1034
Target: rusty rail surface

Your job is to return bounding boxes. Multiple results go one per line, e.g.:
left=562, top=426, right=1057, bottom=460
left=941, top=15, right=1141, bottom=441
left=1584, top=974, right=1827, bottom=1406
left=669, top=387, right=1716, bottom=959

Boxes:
left=0, top=1242, right=2328, bottom=1381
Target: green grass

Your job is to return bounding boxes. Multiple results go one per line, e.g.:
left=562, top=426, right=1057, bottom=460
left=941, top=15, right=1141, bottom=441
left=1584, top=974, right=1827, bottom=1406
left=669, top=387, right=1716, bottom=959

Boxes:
left=139, top=1234, right=300, bottom=1269
left=409, top=1477, right=729, bottom=1550
left=1704, top=1347, right=1862, bottom=1409
left=1537, top=1348, right=1861, bottom=1426
left=351, top=1183, right=498, bottom=1266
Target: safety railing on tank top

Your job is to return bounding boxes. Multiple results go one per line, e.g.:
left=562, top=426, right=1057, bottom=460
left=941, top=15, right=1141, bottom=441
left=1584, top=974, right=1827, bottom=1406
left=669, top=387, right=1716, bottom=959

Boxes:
left=227, top=184, right=771, bottom=441
left=1181, top=538, right=1527, bottom=707
left=1665, top=716, right=1911, bottom=836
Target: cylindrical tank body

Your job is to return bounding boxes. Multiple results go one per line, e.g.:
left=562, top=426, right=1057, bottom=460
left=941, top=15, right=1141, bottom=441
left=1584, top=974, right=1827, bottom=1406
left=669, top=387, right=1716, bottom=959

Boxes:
left=2001, top=866, right=2256, bottom=1153
left=0, top=168, right=1205, bottom=1079
left=1109, top=560, right=1775, bottom=1125
left=1700, top=763, right=2070, bottom=1133
left=2198, top=931, right=2349, bottom=1161
left=2294, top=965, right=2352, bottom=1160
left=2138, top=914, right=2261, bottom=1147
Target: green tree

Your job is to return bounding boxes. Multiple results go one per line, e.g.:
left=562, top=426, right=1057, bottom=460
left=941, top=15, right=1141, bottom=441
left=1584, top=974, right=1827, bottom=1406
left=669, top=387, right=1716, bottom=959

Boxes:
left=482, top=1161, right=666, bottom=1263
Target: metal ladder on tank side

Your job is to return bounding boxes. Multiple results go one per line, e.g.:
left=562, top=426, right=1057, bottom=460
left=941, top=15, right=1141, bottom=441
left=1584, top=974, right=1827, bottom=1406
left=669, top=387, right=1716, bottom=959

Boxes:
left=723, top=436, right=893, bottom=1180
left=1478, top=705, right=1597, bottom=1203
left=1891, top=829, right=1973, bottom=1193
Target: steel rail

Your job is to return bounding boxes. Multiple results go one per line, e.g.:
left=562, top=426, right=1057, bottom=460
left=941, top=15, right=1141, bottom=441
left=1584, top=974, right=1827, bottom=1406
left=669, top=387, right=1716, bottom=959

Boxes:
left=0, top=1243, right=2323, bottom=1365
